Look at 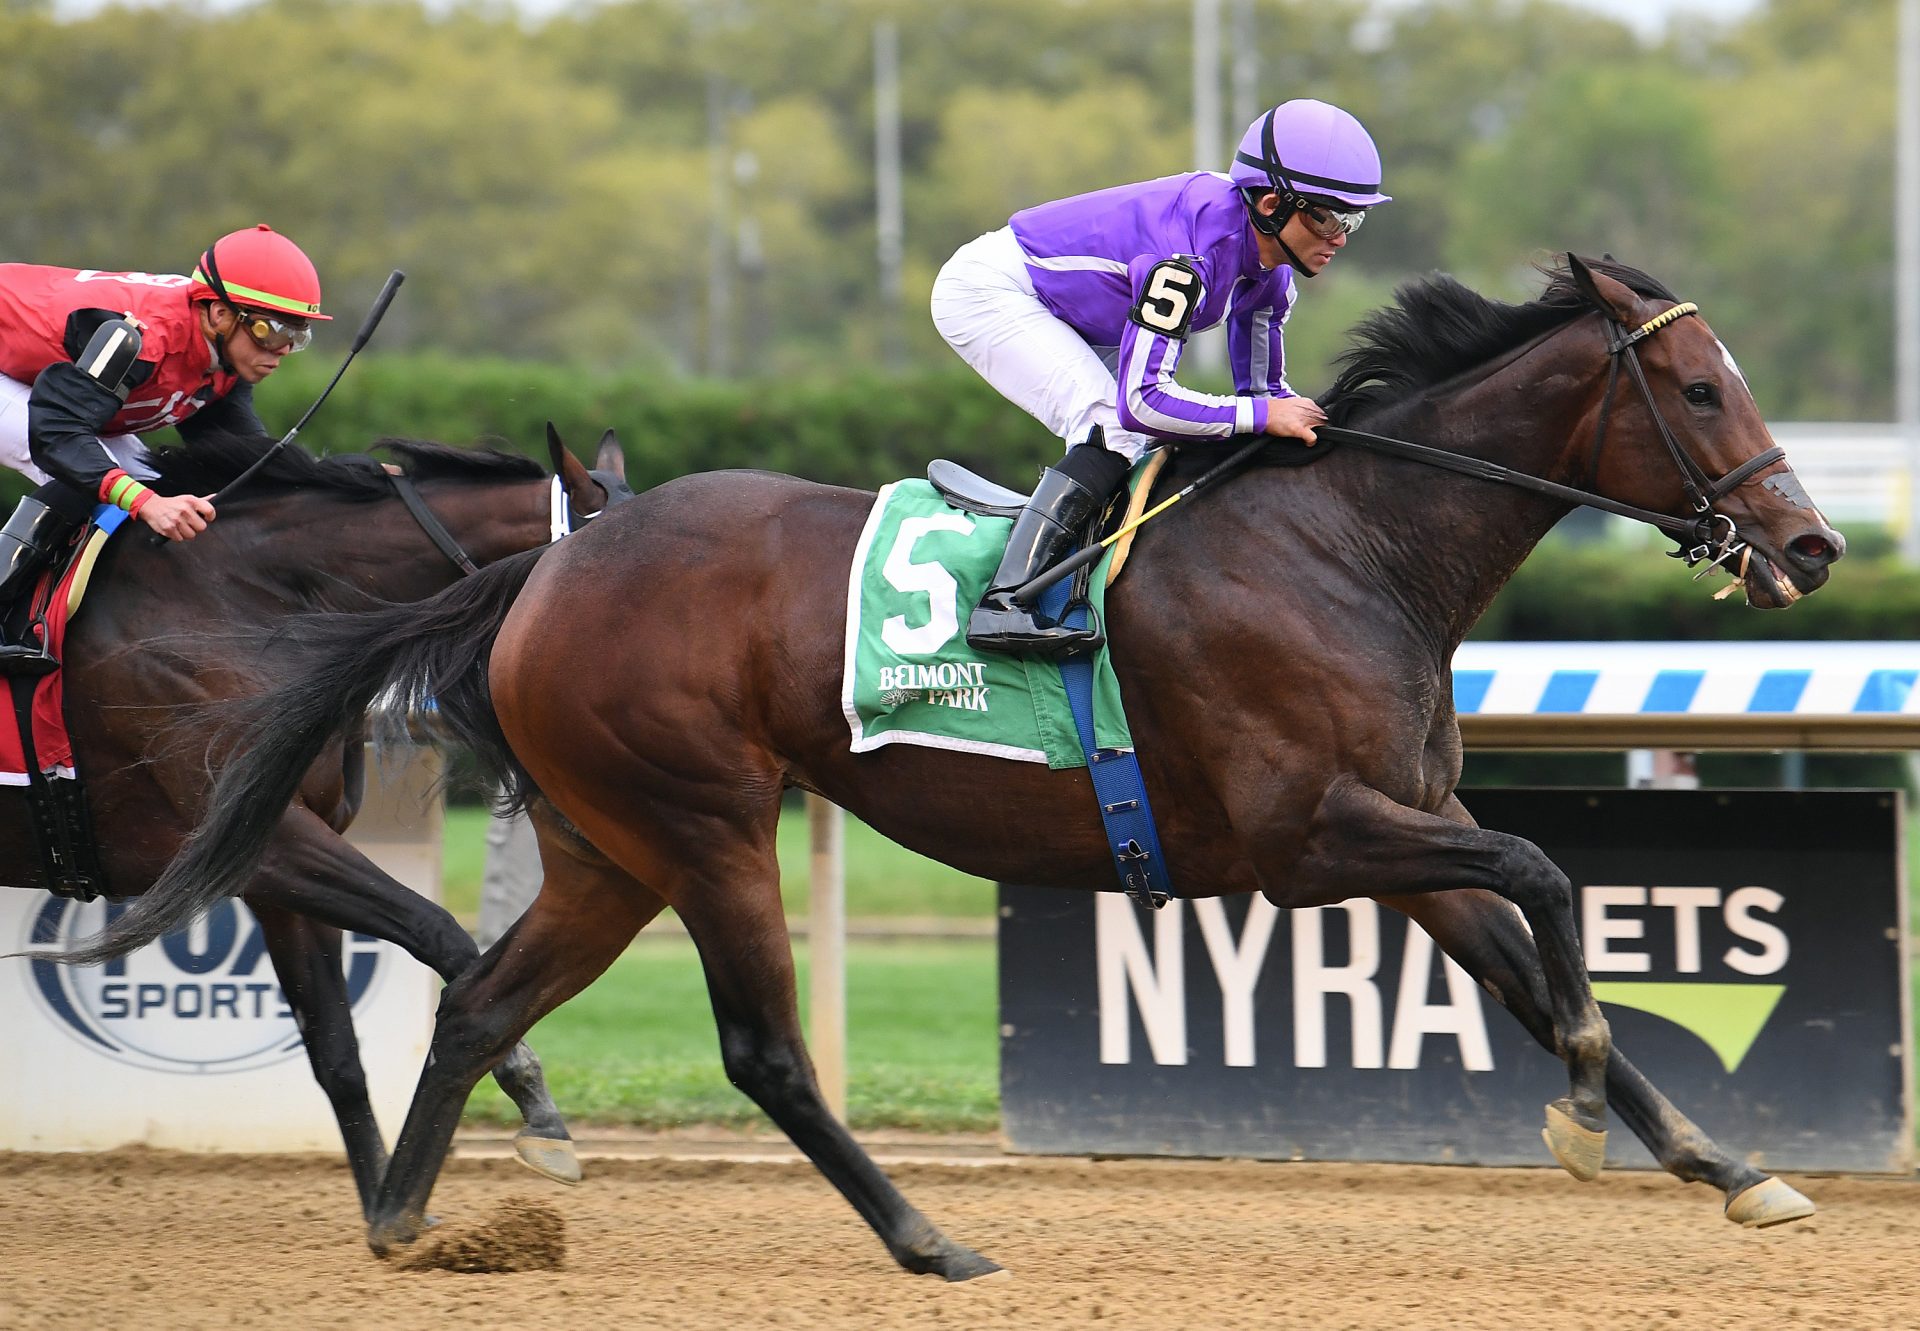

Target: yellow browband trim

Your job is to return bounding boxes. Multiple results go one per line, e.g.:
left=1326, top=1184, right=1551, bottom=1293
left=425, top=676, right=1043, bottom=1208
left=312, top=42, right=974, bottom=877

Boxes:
left=1637, top=302, right=1699, bottom=337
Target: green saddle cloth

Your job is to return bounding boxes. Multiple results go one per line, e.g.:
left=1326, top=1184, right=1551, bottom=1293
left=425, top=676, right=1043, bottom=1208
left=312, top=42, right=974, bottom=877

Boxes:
left=841, top=478, right=1133, bottom=769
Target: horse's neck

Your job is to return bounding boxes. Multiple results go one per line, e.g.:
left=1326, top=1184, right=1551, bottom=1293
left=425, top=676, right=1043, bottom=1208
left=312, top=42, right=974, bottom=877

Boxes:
left=246, top=480, right=548, bottom=603
left=1306, top=351, right=1591, bottom=656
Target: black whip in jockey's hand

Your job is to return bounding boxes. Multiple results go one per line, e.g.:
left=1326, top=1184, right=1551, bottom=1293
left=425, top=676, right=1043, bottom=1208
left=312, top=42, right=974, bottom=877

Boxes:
left=147, top=270, right=405, bottom=548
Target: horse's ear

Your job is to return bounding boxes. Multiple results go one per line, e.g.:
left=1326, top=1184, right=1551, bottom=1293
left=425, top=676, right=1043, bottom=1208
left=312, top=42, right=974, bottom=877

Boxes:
left=595, top=429, right=627, bottom=481
left=544, top=421, right=568, bottom=475
left=1564, top=252, right=1638, bottom=324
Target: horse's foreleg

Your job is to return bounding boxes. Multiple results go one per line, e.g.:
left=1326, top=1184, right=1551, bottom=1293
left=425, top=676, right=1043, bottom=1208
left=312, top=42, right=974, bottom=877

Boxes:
left=669, top=833, right=1002, bottom=1283
left=363, top=837, right=656, bottom=1257
left=1384, top=883, right=1815, bottom=1228
left=1279, top=781, right=1611, bottom=1179
left=247, top=807, right=577, bottom=1183
left=249, top=903, right=387, bottom=1218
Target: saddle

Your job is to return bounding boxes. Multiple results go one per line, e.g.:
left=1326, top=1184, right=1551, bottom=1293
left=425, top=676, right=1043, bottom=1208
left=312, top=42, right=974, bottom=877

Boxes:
left=927, top=452, right=1172, bottom=587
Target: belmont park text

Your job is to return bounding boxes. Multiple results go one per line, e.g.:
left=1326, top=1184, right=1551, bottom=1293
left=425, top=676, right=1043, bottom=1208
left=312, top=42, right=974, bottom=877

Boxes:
left=877, top=661, right=991, bottom=711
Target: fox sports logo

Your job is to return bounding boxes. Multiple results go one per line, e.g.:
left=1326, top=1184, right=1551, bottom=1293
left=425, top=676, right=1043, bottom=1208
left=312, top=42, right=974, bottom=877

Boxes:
left=26, top=897, right=389, bottom=1074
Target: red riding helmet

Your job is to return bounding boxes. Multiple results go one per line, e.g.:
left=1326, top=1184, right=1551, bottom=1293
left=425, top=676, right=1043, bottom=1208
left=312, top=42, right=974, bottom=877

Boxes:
left=189, top=224, right=330, bottom=320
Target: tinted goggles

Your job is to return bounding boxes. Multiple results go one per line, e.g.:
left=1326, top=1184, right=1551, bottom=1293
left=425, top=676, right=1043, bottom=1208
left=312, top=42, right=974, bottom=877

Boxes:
left=235, top=308, right=313, bottom=353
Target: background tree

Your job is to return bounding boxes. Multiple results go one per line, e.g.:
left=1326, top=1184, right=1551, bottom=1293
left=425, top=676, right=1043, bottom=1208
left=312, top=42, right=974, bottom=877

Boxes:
left=0, top=0, right=1898, bottom=420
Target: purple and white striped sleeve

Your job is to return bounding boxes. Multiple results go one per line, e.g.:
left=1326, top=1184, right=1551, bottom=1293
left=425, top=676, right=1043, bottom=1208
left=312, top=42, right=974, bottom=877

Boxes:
left=1227, top=277, right=1296, bottom=400
left=1116, top=256, right=1270, bottom=441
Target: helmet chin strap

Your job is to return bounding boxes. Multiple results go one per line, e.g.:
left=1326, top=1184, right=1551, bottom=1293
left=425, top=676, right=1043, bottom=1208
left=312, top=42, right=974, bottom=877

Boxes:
left=205, top=307, right=239, bottom=375
left=1276, top=231, right=1316, bottom=278
left=1248, top=199, right=1319, bottom=278
left=197, top=242, right=243, bottom=374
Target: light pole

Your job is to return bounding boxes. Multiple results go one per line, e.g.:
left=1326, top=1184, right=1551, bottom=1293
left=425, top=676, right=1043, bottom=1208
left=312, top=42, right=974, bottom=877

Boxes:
left=1899, top=0, right=1919, bottom=558
left=1191, top=0, right=1225, bottom=375
left=875, top=18, right=905, bottom=368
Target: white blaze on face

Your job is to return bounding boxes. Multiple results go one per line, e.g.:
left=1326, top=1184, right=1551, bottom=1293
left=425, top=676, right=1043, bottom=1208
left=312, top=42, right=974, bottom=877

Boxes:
left=1715, top=337, right=1750, bottom=392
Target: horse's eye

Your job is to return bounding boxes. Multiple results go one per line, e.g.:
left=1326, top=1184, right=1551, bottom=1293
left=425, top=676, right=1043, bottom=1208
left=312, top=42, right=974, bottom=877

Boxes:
left=1684, top=382, right=1717, bottom=407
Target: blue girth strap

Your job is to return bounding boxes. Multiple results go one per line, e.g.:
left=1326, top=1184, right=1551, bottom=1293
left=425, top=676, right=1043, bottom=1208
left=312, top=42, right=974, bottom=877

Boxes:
left=1036, top=579, right=1176, bottom=910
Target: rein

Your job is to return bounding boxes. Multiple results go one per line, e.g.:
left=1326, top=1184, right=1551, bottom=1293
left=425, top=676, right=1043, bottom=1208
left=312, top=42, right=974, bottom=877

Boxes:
left=1321, top=301, right=1783, bottom=569
left=1015, top=300, right=1778, bottom=607
left=387, top=473, right=480, bottom=576
left=385, top=471, right=615, bottom=578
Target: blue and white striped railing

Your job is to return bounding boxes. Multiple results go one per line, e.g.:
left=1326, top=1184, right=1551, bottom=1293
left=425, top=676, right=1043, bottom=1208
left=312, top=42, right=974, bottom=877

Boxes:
left=1452, top=643, right=1920, bottom=749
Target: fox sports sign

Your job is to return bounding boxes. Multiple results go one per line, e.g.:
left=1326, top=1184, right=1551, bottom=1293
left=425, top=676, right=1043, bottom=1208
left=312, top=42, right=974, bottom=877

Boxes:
left=25, top=896, right=388, bottom=1075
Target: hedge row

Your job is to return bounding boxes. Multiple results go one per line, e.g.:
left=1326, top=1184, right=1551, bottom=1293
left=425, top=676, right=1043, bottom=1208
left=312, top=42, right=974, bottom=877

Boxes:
left=223, top=354, right=1920, bottom=642
left=1470, top=539, right=1919, bottom=641
left=256, top=354, right=1061, bottom=495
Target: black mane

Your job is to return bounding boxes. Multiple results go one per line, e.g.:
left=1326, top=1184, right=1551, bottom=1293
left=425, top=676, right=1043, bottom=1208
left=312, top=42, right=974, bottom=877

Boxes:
left=144, top=432, right=544, bottom=500
left=1323, top=257, right=1679, bottom=426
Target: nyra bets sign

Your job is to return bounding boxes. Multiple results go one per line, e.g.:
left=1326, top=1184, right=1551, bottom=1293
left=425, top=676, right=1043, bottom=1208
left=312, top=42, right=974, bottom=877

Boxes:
left=999, top=789, right=1910, bottom=1173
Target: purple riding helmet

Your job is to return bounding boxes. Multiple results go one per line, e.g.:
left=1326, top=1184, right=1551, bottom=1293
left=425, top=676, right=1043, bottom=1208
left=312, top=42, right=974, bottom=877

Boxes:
left=1230, top=99, right=1390, bottom=247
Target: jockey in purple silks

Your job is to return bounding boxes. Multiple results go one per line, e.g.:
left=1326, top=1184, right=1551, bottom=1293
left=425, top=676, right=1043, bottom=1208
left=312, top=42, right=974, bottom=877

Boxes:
left=931, top=98, right=1390, bottom=659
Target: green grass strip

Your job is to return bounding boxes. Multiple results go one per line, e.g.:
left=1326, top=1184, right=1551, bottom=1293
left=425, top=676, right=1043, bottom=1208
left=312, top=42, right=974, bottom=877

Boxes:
left=462, top=937, right=999, bottom=1132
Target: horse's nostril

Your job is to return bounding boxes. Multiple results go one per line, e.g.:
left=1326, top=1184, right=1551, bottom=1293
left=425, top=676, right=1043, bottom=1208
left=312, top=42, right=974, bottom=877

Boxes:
left=1788, top=534, right=1834, bottom=564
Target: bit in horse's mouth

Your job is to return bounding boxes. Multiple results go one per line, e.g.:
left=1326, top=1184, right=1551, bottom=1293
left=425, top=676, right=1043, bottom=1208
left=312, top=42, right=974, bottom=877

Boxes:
left=1742, top=552, right=1802, bottom=606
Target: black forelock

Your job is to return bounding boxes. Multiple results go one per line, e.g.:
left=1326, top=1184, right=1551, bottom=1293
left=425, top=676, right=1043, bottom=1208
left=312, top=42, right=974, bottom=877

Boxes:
left=144, top=431, right=544, bottom=500
left=1322, top=256, right=1680, bottom=427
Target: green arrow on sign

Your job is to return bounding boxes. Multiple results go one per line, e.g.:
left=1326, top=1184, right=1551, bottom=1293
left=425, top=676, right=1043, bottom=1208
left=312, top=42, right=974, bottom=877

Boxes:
left=1590, top=983, right=1787, bottom=1073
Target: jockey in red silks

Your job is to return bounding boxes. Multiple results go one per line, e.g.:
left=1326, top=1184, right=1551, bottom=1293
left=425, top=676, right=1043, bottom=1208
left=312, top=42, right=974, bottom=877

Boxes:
left=0, top=224, right=328, bottom=672
left=931, top=99, right=1389, bottom=659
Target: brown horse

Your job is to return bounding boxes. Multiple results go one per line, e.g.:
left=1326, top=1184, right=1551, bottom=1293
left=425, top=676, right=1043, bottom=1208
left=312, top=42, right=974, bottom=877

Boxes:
left=94, top=257, right=1842, bottom=1277
left=17, top=424, right=628, bottom=1215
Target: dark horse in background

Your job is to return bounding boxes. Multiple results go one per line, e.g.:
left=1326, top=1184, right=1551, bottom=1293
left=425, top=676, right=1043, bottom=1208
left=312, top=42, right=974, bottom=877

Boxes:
left=15, top=424, right=627, bottom=1214
left=87, top=257, right=1842, bottom=1277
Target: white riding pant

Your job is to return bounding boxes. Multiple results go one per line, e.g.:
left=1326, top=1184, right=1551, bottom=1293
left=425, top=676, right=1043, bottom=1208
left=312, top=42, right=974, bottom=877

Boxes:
left=930, top=227, right=1155, bottom=464
left=0, top=373, right=156, bottom=490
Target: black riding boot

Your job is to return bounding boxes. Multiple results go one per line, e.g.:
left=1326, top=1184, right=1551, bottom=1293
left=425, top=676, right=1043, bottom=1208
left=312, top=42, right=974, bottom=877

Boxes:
left=966, top=465, right=1115, bottom=660
left=0, top=495, right=81, bottom=676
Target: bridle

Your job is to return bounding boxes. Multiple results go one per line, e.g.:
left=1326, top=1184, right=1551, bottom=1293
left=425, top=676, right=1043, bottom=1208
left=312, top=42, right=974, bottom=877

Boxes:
left=384, top=467, right=634, bottom=578
left=1319, top=299, right=1787, bottom=574
left=1587, top=302, right=1783, bottom=566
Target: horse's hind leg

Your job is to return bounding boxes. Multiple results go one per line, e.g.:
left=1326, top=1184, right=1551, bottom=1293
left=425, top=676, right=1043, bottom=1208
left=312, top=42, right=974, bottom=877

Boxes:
left=366, top=829, right=660, bottom=1255
left=251, top=905, right=387, bottom=1218
left=1384, top=883, right=1815, bottom=1228
left=246, top=806, right=578, bottom=1184
left=667, top=822, right=1003, bottom=1282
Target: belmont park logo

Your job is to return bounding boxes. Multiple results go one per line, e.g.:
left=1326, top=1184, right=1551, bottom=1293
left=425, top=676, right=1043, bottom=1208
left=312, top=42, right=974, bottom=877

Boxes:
left=24, top=897, right=389, bottom=1074
left=1099, top=883, right=1789, bottom=1073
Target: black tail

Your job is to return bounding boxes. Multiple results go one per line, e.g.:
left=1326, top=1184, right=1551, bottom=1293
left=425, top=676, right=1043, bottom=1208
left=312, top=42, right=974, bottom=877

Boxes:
left=38, top=545, right=548, bottom=967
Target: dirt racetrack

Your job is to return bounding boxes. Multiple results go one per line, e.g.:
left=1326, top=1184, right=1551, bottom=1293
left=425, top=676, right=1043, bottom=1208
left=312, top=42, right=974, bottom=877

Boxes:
left=4, top=1143, right=1918, bottom=1330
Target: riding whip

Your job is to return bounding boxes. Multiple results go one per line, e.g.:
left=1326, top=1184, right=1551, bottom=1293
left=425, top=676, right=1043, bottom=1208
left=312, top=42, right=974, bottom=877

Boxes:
left=146, top=270, right=406, bottom=547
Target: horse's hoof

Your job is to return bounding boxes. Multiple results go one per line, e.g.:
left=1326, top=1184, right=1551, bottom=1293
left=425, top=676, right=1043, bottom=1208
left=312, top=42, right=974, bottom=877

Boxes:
left=367, top=1214, right=428, bottom=1258
left=1726, top=1177, right=1816, bottom=1229
left=901, top=1239, right=1004, bottom=1282
left=1541, top=1101, right=1606, bottom=1181
left=923, top=1249, right=1006, bottom=1283
left=513, top=1133, right=583, bottom=1186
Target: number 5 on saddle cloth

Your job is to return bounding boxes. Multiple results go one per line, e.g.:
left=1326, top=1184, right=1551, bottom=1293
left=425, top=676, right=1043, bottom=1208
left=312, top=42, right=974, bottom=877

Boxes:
left=842, top=459, right=1175, bottom=909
